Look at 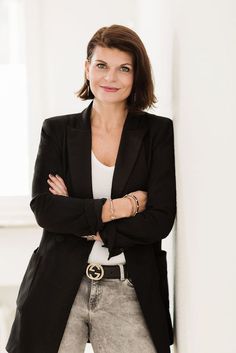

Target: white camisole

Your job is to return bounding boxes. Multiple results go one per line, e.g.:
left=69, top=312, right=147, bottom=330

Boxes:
left=87, top=150, right=126, bottom=265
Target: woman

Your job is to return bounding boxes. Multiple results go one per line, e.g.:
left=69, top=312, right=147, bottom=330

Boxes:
left=6, top=25, right=176, bottom=353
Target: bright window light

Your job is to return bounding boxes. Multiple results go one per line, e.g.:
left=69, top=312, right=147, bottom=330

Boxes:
left=0, top=0, right=29, bottom=196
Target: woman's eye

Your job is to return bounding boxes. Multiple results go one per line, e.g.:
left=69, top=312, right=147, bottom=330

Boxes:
left=97, top=63, right=106, bottom=69
left=120, top=66, right=130, bottom=72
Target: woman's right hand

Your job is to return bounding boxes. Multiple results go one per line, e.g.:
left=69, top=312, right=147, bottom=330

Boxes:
left=47, top=174, right=69, bottom=197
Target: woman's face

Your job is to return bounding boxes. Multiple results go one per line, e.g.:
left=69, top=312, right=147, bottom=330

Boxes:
left=85, top=46, right=134, bottom=106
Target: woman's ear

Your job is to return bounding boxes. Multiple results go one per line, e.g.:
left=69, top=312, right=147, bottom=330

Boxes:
left=85, top=60, right=90, bottom=80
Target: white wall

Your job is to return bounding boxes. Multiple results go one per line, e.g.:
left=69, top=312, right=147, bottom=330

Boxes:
left=172, top=1, right=236, bottom=353
left=136, top=0, right=173, bottom=117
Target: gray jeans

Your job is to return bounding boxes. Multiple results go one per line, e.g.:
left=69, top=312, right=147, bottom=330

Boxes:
left=58, top=275, right=157, bottom=353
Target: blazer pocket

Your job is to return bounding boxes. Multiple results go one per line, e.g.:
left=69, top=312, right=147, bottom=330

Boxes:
left=16, top=247, right=41, bottom=310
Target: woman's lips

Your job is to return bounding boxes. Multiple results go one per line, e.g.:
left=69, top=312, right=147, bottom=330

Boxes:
left=100, top=86, right=120, bottom=92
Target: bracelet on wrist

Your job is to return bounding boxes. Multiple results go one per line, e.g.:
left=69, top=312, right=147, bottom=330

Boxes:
left=109, top=198, right=116, bottom=220
left=128, top=193, right=140, bottom=215
left=123, top=193, right=139, bottom=216
left=123, top=195, right=136, bottom=217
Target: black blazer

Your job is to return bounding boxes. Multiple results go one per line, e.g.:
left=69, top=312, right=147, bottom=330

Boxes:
left=6, top=101, right=176, bottom=353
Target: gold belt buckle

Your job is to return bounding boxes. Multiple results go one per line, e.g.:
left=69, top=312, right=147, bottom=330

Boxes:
left=86, top=263, right=104, bottom=280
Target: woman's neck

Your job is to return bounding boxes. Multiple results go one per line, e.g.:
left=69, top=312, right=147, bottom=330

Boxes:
left=91, top=99, right=128, bottom=132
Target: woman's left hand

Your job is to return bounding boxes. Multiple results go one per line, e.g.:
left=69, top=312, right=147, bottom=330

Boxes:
left=47, top=174, right=69, bottom=196
left=92, top=232, right=103, bottom=241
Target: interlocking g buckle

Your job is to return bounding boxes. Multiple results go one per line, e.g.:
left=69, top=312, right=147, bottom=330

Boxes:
left=86, top=263, right=104, bottom=280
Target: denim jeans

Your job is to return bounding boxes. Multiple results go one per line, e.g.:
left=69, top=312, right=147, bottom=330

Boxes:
left=58, top=275, right=157, bottom=353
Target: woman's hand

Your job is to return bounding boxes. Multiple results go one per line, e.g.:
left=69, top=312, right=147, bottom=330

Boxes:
left=47, top=175, right=103, bottom=241
left=47, top=174, right=69, bottom=197
left=93, top=232, right=102, bottom=241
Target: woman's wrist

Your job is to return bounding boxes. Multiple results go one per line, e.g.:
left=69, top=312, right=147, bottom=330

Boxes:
left=101, top=197, right=133, bottom=222
left=101, top=199, right=111, bottom=223
left=109, top=198, right=132, bottom=220
left=123, top=194, right=139, bottom=216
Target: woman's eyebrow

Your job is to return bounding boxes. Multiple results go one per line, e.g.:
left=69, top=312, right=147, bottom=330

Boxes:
left=95, top=59, right=133, bottom=66
left=120, top=63, right=133, bottom=67
left=95, top=60, right=106, bottom=63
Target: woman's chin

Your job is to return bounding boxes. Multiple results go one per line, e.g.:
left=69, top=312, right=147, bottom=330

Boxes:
left=94, top=95, right=128, bottom=106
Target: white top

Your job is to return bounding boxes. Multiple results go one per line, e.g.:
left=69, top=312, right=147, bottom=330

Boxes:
left=87, top=150, right=126, bottom=265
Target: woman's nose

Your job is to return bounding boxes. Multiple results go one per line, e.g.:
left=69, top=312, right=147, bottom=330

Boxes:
left=104, top=68, right=117, bottom=82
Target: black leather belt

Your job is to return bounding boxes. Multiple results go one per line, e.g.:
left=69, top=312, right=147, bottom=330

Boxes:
left=86, top=263, right=128, bottom=281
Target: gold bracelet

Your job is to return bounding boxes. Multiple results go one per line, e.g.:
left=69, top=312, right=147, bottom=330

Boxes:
left=127, top=193, right=139, bottom=216
left=123, top=194, right=136, bottom=217
left=123, top=194, right=139, bottom=216
left=109, top=198, right=116, bottom=220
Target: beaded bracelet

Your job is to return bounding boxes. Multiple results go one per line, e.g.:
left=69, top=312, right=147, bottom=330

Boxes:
left=128, top=193, right=139, bottom=216
left=123, top=194, right=136, bottom=216
left=123, top=193, right=140, bottom=216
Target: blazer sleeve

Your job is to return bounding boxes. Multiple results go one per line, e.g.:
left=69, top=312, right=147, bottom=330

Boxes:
left=30, top=118, right=107, bottom=236
left=99, top=118, right=176, bottom=259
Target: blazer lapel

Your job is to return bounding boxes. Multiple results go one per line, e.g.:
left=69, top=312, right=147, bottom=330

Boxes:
left=111, top=121, right=147, bottom=198
left=66, top=102, right=147, bottom=199
left=66, top=104, right=93, bottom=198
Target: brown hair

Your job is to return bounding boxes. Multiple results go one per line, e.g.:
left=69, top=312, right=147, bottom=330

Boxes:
left=76, top=24, right=157, bottom=111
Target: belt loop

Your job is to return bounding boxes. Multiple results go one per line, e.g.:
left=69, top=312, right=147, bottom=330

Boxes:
left=118, top=264, right=125, bottom=281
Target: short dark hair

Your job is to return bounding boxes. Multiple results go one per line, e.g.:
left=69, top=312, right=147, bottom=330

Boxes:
left=76, top=24, right=157, bottom=111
